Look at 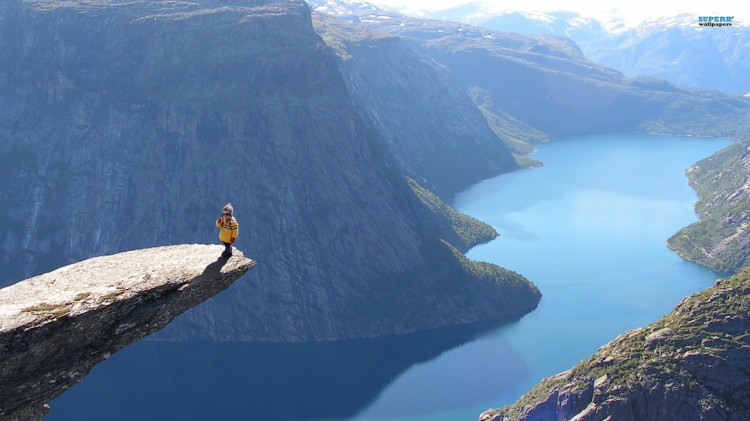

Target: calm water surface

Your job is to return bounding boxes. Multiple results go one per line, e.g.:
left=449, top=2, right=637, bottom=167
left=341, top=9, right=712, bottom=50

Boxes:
left=50, top=134, right=732, bottom=420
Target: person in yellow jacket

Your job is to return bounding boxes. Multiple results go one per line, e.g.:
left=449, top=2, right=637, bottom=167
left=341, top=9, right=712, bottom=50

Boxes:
left=216, top=203, right=239, bottom=258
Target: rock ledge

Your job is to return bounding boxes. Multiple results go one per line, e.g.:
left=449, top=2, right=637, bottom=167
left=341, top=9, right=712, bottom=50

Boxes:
left=0, top=244, right=255, bottom=420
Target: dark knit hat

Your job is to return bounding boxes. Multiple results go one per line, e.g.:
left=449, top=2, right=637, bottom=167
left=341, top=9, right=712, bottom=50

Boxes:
left=223, top=203, right=234, bottom=214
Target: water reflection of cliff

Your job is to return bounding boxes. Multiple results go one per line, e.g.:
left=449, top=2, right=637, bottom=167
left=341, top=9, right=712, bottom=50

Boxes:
left=49, top=318, right=527, bottom=420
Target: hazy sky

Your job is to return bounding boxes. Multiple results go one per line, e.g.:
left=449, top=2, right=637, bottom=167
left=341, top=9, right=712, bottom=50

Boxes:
left=365, top=0, right=749, bottom=23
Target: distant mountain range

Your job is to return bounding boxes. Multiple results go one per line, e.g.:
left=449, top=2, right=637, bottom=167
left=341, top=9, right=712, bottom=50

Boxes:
left=2, top=0, right=749, bottom=344
left=318, top=1, right=750, bottom=95
left=308, top=0, right=750, bottom=147
left=303, top=4, right=750, bottom=418
left=4, top=1, right=750, bottom=419
left=463, top=11, right=750, bottom=95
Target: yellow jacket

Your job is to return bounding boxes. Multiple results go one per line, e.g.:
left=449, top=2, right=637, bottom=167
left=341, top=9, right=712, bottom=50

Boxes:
left=216, top=218, right=239, bottom=244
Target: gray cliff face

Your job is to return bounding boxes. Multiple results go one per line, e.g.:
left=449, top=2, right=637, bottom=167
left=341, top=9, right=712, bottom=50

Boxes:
left=314, top=13, right=518, bottom=198
left=312, top=5, right=750, bottom=143
left=0, top=244, right=255, bottom=420
left=482, top=267, right=750, bottom=421
left=0, top=0, right=540, bottom=341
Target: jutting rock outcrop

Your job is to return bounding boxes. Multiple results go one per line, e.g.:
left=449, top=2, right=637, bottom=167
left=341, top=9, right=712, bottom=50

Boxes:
left=0, top=244, right=255, bottom=420
left=0, top=0, right=540, bottom=342
left=481, top=267, right=750, bottom=421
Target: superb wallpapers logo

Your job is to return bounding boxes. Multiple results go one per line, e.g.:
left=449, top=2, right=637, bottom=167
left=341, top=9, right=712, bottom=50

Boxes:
left=697, top=16, right=734, bottom=27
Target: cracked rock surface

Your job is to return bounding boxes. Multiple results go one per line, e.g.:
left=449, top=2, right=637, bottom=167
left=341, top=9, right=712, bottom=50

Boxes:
left=0, top=244, right=255, bottom=420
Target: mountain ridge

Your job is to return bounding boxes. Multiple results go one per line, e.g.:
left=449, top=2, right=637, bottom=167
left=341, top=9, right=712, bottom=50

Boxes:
left=310, top=0, right=750, bottom=158
left=482, top=266, right=750, bottom=421
left=313, top=12, right=520, bottom=197
left=411, top=4, right=750, bottom=94
left=668, top=140, right=750, bottom=275
left=0, top=0, right=541, bottom=342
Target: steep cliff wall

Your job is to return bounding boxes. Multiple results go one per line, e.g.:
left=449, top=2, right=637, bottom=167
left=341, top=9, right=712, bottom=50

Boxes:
left=314, top=13, right=518, bottom=199
left=0, top=0, right=540, bottom=341
left=312, top=6, right=750, bottom=151
left=481, top=267, right=750, bottom=421
left=0, top=244, right=255, bottom=420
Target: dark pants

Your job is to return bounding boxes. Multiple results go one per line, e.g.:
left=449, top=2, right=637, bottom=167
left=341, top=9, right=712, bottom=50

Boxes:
left=222, top=242, right=232, bottom=256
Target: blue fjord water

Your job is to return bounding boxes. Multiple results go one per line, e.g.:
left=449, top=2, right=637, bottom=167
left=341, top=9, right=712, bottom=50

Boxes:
left=49, top=134, right=731, bottom=421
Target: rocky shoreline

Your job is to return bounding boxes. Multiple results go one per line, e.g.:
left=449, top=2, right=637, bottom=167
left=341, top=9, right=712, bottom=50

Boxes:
left=482, top=267, right=750, bottom=421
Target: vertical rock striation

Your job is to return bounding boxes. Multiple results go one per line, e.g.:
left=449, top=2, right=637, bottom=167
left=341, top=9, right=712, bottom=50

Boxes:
left=0, top=0, right=540, bottom=341
left=313, top=13, right=518, bottom=199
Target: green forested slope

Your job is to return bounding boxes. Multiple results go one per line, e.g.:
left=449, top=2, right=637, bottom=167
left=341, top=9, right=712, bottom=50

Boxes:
left=668, top=140, right=750, bottom=275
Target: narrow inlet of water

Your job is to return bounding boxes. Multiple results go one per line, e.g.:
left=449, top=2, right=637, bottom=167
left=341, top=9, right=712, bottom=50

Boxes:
left=49, top=134, right=732, bottom=421
left=353, top=133, right=732, bottom=420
